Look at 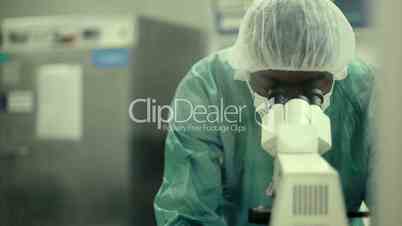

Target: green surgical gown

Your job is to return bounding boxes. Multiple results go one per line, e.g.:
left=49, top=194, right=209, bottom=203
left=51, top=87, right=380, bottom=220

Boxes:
left=154, top=50, right=374, bottom=226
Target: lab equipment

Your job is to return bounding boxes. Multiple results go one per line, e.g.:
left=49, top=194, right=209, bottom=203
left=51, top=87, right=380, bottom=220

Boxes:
left=0, top=15, right=135, bottom=226
left=36, top=64, right=82, bottom=140
left=252, top=86, right=348, bottom=226
left=0, top=91, right=33, bottom=113
left=226, top=0, right=355, bottom=81
left=154, top=49, right=374, bottom=226
left=0, top=15, right=206, bottom=226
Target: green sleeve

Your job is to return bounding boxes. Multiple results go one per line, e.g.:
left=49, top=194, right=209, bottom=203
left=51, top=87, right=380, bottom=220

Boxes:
left=364, top=82, right=376, bottom=210
left=154, top=68, right=227, bottom=226
left=341, top=60, right=375, bottom=226
left=358, top=62, right=376, bottom=210
left=344, top=59, right=376, bottom=210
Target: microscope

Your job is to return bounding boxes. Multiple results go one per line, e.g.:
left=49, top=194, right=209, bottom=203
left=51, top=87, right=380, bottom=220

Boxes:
left=249, top=86, right=349, bottom=226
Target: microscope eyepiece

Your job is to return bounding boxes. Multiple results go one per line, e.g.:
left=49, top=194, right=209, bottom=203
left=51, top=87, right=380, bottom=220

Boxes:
left=296, top=95, right=310, bottom=103
left=267, top=86, right=325, bottom=108
left=268, top=88, right=288, bottom=104
left=307, top=88, right=324, bottom=106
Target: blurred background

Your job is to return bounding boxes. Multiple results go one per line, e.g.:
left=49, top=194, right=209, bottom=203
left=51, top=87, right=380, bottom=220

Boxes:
left=0, top=0, right=398, bottom=226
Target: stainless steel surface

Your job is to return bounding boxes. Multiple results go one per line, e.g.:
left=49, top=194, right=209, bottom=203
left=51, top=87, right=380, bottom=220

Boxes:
left=0, top=16, right=206, bottom=226
left=0, top=48, right=132, bottom=226
left=130, top=17, right=207, bottom=226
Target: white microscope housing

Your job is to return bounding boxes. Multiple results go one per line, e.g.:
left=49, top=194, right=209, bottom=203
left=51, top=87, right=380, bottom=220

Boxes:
left=258, top=97, right=348, bottom=226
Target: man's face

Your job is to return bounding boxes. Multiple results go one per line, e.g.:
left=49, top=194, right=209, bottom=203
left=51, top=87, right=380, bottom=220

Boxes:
left=249, top=70, right=334, bottom=99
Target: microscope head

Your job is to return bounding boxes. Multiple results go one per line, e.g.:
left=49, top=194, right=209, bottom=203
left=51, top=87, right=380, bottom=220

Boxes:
left=259, top=86, right=332, bottom=157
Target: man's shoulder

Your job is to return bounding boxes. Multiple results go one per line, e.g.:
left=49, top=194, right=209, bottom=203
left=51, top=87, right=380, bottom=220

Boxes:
left=174, top=49, right=236, bottom=100
left=346, top=59, right=375, bottom=83
left=187, top=49, right=234, bottom=81
left=336, top=58, right=375, bottom=112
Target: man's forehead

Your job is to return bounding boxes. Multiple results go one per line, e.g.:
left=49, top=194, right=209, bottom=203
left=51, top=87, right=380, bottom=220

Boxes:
left=251, top=70, right=332, bottom=83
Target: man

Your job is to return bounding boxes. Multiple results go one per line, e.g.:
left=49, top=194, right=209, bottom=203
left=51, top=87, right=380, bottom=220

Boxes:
left=154, top=0, right=374, bottom=226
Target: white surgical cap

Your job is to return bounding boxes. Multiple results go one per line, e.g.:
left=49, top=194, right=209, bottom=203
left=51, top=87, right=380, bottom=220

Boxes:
left=227, top=0, right=356, bottom=81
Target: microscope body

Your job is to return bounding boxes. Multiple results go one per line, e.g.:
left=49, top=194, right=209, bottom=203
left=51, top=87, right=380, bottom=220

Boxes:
left=259, top=98, right=348, bottom=226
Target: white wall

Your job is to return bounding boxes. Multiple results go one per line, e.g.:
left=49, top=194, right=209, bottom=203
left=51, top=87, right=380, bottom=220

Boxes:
left=374, top=0, right=402, bottom=225
left=356, top=28, right=377, bottom=66
left=140, top=0, right=211, bottom=30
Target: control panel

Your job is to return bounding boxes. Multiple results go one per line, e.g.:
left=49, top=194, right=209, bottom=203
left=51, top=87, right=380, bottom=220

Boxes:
left=1, top=15, right=136, bottom=50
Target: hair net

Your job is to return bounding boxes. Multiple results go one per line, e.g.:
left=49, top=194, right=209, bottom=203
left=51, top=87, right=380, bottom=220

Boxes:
left=227, top=0, right=356, bottom=81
